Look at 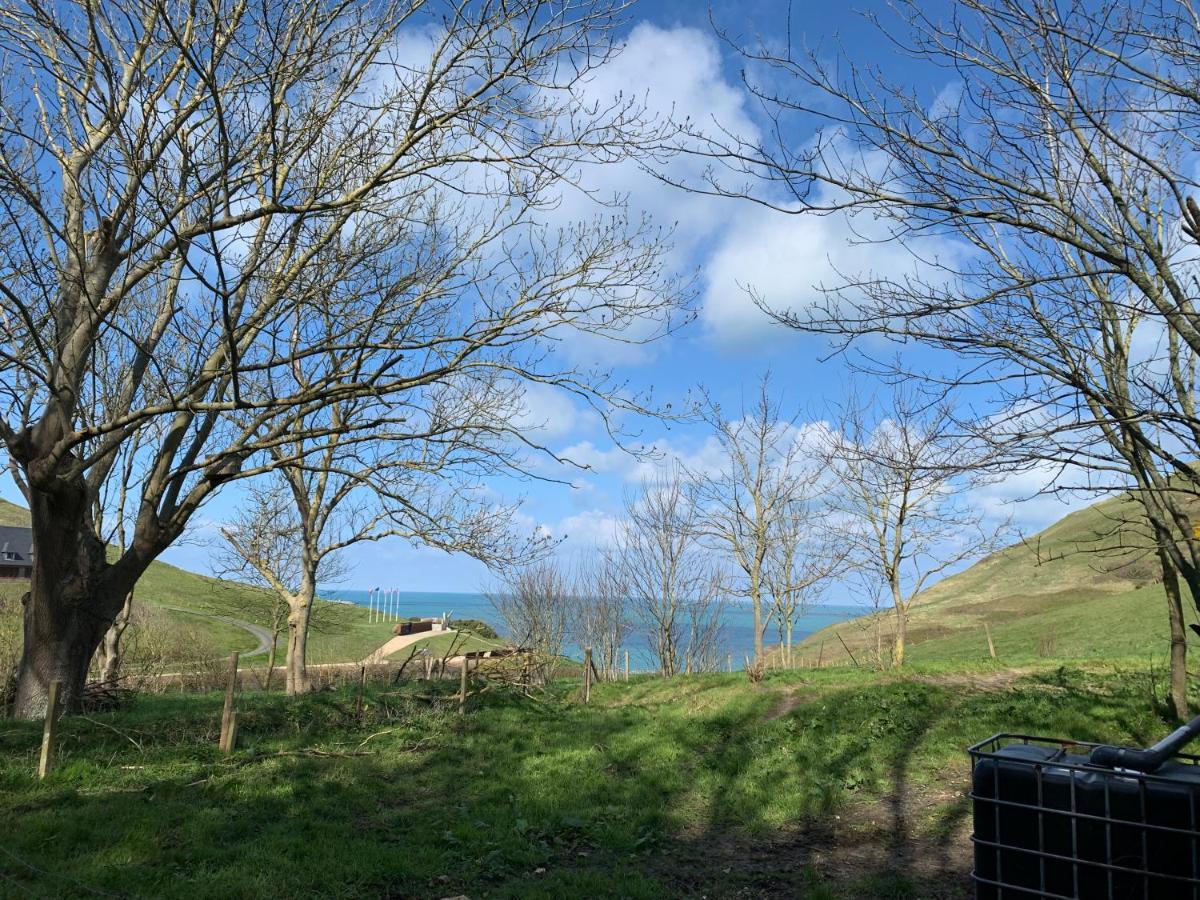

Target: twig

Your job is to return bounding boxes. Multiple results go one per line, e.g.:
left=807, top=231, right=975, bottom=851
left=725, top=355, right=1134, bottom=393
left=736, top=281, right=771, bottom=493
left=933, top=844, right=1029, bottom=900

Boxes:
left=354, top=729, right=396, bottom=750
left=79, top=715, right=144, bottom=752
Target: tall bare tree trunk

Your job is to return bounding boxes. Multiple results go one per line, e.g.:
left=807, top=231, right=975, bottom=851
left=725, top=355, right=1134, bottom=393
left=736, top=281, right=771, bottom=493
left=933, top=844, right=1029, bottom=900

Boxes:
left=12, top=476, right=130, bottom=718
left=284, top=587, right=315, bottom=696
left=264, top=636, right=278, bottom=692
left=892, top=608, right=907, bottom=667
left=753, top=595, right=763, bottom=667
left=98, top=591, right=134, bottom=686
left=1158, top=548, right=1189, bottom=719
left=891, top=580, right=908, bottom=667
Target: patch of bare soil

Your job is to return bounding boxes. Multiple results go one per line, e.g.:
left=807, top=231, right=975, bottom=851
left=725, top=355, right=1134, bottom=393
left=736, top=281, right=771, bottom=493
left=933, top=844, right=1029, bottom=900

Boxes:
left=650, top=780, right=974, bottom=898
left=763, top=684, right=821, bottom=721
left=903, top=667, right=1039, bottom=691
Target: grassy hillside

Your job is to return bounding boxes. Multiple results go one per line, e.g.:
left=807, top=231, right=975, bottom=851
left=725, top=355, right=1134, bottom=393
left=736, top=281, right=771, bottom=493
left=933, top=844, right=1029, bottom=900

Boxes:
left=0, top=497, right=27, bottom=527
left=798, top=492, right=1197, bottom=667
left=0, top=500, right=398, bottom=668
left=0, top=661, right=1180, bottom=898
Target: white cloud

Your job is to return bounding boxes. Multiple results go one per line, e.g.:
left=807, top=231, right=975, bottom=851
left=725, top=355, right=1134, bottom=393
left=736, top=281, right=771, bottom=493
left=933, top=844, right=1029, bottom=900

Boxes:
left=967, top=462, right=1114, bottom=533
left=555, top=23, right=760, bottom=242
left=699, top=195, right=962, bottom=349
left=512, top=382, right=599, bottom=442
left=533, top=23, right=766, bottom=365
left=554, top=508, right=623, bottom=548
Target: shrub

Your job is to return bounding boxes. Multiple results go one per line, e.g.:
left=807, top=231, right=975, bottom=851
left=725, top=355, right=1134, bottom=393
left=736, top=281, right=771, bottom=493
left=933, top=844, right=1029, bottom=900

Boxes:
left=1036, top=632, right=1059, bottom=658
left=450, top=618, right=499, bottom=640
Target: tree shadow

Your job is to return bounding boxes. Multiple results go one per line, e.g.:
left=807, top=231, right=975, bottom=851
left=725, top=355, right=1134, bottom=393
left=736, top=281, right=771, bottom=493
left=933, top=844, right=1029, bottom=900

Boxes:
left=0, top=666, right=1155, bottom=898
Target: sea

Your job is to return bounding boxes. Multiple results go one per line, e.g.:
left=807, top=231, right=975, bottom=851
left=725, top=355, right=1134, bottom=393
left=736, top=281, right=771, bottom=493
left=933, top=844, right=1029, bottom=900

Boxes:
left=321, top=588, right=868, bottom=671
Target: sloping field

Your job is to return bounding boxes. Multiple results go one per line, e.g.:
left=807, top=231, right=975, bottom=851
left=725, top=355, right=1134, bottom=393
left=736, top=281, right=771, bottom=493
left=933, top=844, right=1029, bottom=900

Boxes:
left=797, top=492, right=1198, bottom=667
left=0, top=499, right=397, bottom=667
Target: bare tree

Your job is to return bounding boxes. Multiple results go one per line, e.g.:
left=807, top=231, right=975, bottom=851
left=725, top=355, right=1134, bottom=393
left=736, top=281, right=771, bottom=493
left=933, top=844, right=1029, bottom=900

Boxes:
left=619, top=468, right=725, bottom=676
left=674, top=0, right=1200, bottom=713
left=488, top=560, right=571, bottom=686
left=219, top=347, right=544, bottom=695
left=689, top=375, right=808, bottom=663
left=570, top=551, right=629, bottom=680
left=90, top=427, right=152, bottom=686
left=822, top=390, right=1002, bottom=666
left=214, top=480, right=309, bottom=692
left=0, top=0, right=686, bottom=717
left=763, top=496, right=847, bottom=667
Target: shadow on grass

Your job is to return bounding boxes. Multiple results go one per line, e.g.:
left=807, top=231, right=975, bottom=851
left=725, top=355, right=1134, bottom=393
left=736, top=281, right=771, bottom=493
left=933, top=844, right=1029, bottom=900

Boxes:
left=0, top=665, right=1170, bottom=899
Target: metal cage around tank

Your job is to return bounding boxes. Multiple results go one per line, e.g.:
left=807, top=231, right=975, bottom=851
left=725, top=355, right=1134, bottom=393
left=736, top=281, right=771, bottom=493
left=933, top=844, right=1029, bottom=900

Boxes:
left=969, top=732, right=1200, bottom=899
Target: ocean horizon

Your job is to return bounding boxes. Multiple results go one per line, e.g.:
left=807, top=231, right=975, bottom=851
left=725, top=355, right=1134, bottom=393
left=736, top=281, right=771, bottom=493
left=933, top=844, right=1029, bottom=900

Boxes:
left=320, top=587, right=869, bottom=671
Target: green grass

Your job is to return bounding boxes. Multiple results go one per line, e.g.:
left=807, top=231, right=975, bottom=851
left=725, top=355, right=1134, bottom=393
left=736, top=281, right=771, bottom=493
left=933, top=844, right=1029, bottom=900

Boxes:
left=299, top=606, right=403, bottom=665
left=0, top=500, right=403, bottom=667
left=797, top=491, right=1198, bottom=667
left=390, top=630, right=509, bottom=660
left=0, top=661, right=1183, bottom=898
left=0, top=498, right=27, bottom=527
left=158, top=608, right=260, bottom=657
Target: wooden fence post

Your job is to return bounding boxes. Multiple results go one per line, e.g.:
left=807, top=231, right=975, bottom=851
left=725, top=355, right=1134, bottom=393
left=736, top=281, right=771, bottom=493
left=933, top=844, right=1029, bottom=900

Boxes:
left=37, top=680, right=62, bottom=780
left=355, top=664, right=367, bottom=719
left=624, top=649, right=630, bottom=681
left=583, top=648, right=593, bottom=703
left=219, top=651, right=239, bottom=754
left=817, top=641, right=825, bottom=668
left=727, top=653, right=733, bottom=673
left=834, top=632, right=860, bottom=668
left=459, top=656, right=469, bottom=715
left=985, top=624, right=997, bottom=659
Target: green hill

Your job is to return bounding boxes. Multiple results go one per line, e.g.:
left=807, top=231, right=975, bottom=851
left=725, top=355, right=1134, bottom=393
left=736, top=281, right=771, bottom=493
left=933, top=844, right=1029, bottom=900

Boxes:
left=0, top=497, right=28, bottom=527
left=0, top=499, right=397, bottom=670
left=797, top=492, right=1198, bottom=667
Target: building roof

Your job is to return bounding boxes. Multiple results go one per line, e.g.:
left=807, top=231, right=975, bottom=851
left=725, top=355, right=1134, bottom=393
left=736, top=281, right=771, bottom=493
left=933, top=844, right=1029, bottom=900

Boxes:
left=0, top=525, right=33, bottom=567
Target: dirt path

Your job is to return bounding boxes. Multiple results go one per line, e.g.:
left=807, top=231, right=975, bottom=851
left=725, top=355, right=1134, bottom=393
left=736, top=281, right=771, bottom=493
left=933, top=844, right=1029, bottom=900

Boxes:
left=655, top=779, right=974, bottom=898
left=764, top=683, right=820, bottom=720
left=762, top=666, right=1038, bottom=723
left=905, top=666, right=1039, bottom=690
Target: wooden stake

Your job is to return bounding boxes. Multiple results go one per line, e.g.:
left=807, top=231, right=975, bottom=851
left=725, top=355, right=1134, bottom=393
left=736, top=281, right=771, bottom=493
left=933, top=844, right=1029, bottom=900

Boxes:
left=624, top=649, right=630, bottom=681
left=817, top=641, right=825, bottom=668
left=985, top=624, right=997, bottom=659
left=219, top=651, right=239, bottom=754
left=834, top=632, right=860, bottom=668
left=458, top=656, right=469, bottom=715
left=355, top=664, right=367, bottom=719
left=727, top=652, right=733, bottom=673
left=583, top=648, right=593, bottom=703
left=37, top=680, right=62, bottom=780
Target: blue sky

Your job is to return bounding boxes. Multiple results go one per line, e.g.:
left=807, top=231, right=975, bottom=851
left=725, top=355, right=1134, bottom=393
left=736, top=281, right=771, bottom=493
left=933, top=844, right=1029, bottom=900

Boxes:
left=1, top=0, right=1091, bottom=594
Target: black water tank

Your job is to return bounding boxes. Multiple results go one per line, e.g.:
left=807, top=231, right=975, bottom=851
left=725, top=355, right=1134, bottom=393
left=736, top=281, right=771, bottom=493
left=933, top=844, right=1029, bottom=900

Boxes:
left=970, top=737, right=1200, bottom=898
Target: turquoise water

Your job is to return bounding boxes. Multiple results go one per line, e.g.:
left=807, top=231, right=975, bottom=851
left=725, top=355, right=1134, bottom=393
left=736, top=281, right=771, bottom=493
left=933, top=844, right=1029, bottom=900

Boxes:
left=322, top=588, right=867, bottom=671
